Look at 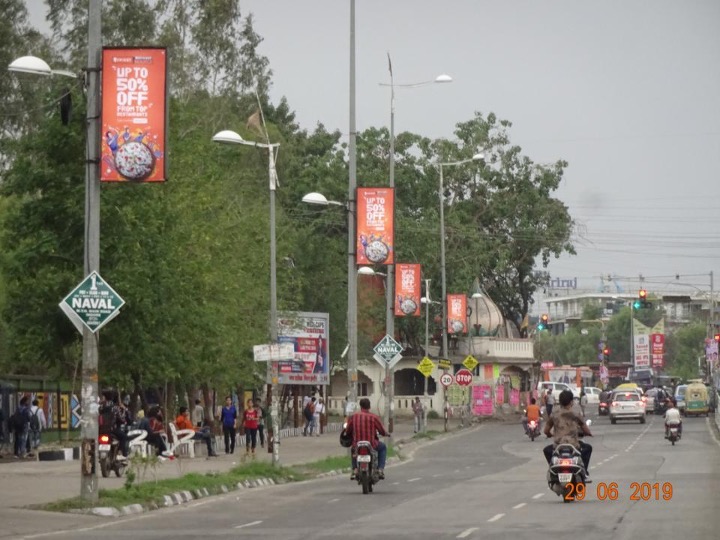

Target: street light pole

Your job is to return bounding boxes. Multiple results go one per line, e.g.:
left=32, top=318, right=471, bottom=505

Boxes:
left=386, top=55, right=396, bottom=432
left=212, top=130, right=280, bottom=465
left=347, top=0, right=359, bottom=412
left=80, top=0, right=102, bottom=503
left=423, top=279, right=431, bottom=397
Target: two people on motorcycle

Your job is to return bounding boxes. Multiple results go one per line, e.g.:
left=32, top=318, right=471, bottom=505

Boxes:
left=344, top=398, right=388, bottom=481
left=522, top=397, right=542, bottom=435
left=664, top=398, right=682, bottom=439
left=100, top=392, right=132, bottom=461
left=543, top=389, right=593, bottom=482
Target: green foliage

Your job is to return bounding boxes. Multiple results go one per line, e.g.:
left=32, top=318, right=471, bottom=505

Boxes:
left=664, top=321, right=705, bottom=380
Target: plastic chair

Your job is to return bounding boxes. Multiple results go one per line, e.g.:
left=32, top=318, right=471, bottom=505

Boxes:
left=127, top=429, right=148, bottom=458
left=169, top=422, right=195, bottom=458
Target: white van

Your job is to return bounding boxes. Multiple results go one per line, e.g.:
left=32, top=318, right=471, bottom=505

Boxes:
left=537, top=381, right=579, bottom=401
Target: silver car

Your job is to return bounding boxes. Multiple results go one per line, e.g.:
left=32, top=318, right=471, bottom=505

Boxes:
left=610, top=392, right=646, bottom=424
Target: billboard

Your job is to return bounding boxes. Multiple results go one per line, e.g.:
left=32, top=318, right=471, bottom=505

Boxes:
left=447, top=294, right=467, bottom=334
left=394, top=263, right=421, bottom=317
left=101, top=47, right=168, bottom=182
left=632, top=318, right=650, bottom=369
left=273, top=312, right=330, bottom=385
left=356, top=187, right=394, bottom=265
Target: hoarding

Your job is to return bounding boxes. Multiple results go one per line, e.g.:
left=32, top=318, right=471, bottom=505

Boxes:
left=274, top=312, right=330, bottom=385
left=394, top=263, right=421, bottom=316
left=356, top=187, right=394, bottom=265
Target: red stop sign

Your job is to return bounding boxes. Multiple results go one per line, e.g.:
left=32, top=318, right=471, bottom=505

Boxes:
left=455, top=368, right=473, bottom=386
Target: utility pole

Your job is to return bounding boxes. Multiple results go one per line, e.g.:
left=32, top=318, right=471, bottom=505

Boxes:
left=386, top=53, right=396, bottom=433
left=347, top=0, right=358, bottom=411
left=80, top=0, right=102, bottom=503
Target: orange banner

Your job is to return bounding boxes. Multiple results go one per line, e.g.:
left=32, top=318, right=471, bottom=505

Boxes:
left=395, top=263, right=421, bottom=317
left=356, top=188, right=394, bottom=265
left=101, top=47, right=167, bottom=182
left=447, top=294, right=467, bottom=334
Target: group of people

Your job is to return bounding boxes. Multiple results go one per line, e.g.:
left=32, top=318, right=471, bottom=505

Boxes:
left=2, top=396, right=48, bottom=459
left=302, top=395, right=326, bottom=437
left=219, top=397, right=267, bottom=456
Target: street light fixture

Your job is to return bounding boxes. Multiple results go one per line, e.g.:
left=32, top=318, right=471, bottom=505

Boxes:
left=302, top=190, right=357, bottom=412
left=439, top=153, right=484, bottom=362
left=212, top=128, right=281, bottom=466
left=8, top=0, right=103, bottom=503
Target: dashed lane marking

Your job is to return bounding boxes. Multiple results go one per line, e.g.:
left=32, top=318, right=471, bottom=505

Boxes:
left=328, top=498, right=340, bottom=503
left=234, top=521, right=263, bottom=529
left=487, top=513, right=505, bottom=522
left=513, top=503, right=526, bottom=509
left=532, top=493, right=544, bottom=499
left=407, top=477, right=421, bottom=482
left=457, top=527, right=479, bottom=538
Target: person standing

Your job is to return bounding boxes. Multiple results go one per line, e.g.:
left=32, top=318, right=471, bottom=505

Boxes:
left=545, top=390, right=555, bottom=416
left=412, top=397, right=424, bottom=433
left=243, top=399, right=259, bottom=457
left=220, top=396, right=237, bottom=454
left=254, top=399, right=266, bottom=448
left=192, top=399, right=205, bottom=428
left=579, top=389, right=588, bottom=418
left=27, top=399, right=47, bottom=453
left=12, top=397, right=31, bottom=459
left=303, top=397, right=316, bottom=436
left=313, top=398, right=325, bottom=437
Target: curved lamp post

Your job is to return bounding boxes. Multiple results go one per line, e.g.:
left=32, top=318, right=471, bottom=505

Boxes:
left=212, top=129, right=281, bottom=466
left=9, top=0, right=102, bottom=503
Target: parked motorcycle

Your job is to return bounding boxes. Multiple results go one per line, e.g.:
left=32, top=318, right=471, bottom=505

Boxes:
left=546, top=419, right=591, bottom=503
left=666, top=424, right=681, bottom=446
left=98, top=431, right=127, bottom=478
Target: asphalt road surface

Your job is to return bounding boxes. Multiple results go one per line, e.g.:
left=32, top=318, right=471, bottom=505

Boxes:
left=12, top=413, right=720, bottom=540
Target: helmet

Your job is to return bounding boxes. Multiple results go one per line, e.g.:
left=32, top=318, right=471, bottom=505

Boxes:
left=339, top=429, right=352, bottom=448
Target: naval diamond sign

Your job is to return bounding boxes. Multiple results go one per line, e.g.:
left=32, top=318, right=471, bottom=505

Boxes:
left=372, top=334, right=404, bottom=369
left=60, top=272, right=125, bottom=334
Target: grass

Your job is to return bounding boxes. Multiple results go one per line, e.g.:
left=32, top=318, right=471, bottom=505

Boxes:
left=412, top=430, right=441, bottom=440
left=41, top=461, right=300, bottom=513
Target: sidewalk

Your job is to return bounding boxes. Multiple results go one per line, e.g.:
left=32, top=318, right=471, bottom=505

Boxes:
left=0, top=417, right=455, bottom=509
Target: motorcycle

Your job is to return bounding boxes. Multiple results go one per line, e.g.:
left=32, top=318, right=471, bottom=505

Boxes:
left=547, top=419, right=591, bottom=503
left=523, top=410, right=541, bottom=441
left=354, top=440, right=382, bottom=494
left=666, top=424, right=681, bottom=445
left=98, top=430, right=127, bottom=478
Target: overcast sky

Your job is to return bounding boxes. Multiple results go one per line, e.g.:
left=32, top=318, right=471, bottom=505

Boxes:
left=26, top=0, right=720, bottom=308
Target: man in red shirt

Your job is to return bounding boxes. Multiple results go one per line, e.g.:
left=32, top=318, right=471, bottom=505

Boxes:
left=345, top=398, right=388, bottom=480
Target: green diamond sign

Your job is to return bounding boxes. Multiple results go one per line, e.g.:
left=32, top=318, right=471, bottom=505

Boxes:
left=60, top=272, right=125, bottom=334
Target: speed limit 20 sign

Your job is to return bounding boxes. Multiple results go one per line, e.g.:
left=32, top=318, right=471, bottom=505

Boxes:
left=440, top=373, right=454, bottom=387
left=454, top=368, right=473, bottom=386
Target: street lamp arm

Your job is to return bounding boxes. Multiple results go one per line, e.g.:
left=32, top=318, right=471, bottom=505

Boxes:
left=9, top=56, right=78, bottom=79
left=439, top=154, right=485, bottom=168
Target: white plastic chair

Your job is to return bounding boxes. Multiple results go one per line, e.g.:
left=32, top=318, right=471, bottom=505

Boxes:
left=169, top=422, right=195, bottom=458
left=127, top=429, right=148, bottom=458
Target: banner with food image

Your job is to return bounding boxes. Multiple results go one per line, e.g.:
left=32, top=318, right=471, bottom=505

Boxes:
left=101, top=47, right=168, bottom=182
left=394, top=263, right=421, bottom=317
left=356, top=187, right=394, bottom=265
left=447, top=294, right=467, bottom=334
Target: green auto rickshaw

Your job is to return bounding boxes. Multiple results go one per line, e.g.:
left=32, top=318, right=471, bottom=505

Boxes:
left=684, top=382, right=709, bottom=417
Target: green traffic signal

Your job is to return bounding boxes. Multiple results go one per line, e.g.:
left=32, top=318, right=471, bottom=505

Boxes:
left=633, top=300, right=642, bottom=309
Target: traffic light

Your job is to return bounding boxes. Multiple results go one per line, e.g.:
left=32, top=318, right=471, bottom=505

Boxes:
left=602, top=346, right=611, bottom=361
left=714, top=334, right=720, bottom=344
left=537, top=313, right=549, bottom=331
left=633, top=289, right=651, bottom=309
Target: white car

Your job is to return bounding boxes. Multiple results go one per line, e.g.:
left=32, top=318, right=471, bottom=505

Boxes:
left=581, top=387, right=602, bottom=405
left=610, top=392, right=646, bottom=424
left=537, top=381, right=580, bottom=401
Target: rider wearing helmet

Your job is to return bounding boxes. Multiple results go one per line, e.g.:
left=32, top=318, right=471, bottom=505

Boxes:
left=543, top=389, right=593, bottom=482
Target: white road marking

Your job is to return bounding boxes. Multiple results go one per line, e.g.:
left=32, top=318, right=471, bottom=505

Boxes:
left=392, top=481, right=400, bottom=485
left=487, top=513, right=505, bottom=522
left=407, top=477, right=421, bottom=482
left=433, top=473, right=441, bottom=477
left=532, top=493, right=545, bottom=499
left=478, top=462, right=486, bottom=465
left=454, top=469, right=460, bottom=473
left=457, top=527, right=479, bottom=538
left=513, top=502, right=526, bottom=509
left=234, top=521, right=263, bottom=529
left=328, top=498, right=341, bottom=503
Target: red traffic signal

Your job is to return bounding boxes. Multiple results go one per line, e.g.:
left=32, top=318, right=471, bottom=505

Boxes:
left=602, top=346, right=611, bottom=356
left=639, top=289, right=647, bottom=300
left=714, top=334, right=720, bottom=343
left=540, top=314, right=549, bottom=324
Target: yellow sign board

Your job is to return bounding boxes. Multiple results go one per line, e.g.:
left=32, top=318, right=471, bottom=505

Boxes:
left=437, top=359, right=452, bottom=370
left=417, top=357, right=436, bottom=378
left=463, top=355, right=479, bottom=371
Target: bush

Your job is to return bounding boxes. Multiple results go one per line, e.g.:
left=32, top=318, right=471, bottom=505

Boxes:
left=426, top=410, right=440, bottom=419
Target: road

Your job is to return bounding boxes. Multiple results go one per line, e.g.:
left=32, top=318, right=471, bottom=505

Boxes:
left=8, top=413, right=720, bottom=540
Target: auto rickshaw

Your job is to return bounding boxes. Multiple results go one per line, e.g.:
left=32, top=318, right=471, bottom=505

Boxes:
left=684, top=382, right=709, bottom=417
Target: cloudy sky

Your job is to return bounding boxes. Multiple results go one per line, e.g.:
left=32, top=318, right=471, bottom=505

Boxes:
left=26, top=0, right=720, bottom=308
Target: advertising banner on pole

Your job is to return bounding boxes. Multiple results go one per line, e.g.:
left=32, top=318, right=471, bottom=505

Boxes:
left=447, top=294, right=467, bottom=334
left=101, top=47, right=168, bottom=182
left=394, top=263, right=421, bottom=316
left=356, top=187, right=394, bottom=265
left=274, top=311, right=329, bottom=385
left=632, top=318, right=650, bottom=369
left=706, top=339, right=718, bottom=366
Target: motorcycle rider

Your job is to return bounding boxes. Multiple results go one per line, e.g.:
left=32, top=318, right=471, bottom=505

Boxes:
left=344, top=397, right=388, bottom=481
left=111, top=397, right=132, bottom=461
left=522, top=397, right=541, bottom=435
left=543, top=389, right=593, bottom=482
left=664, top=398, right=682, bottom=439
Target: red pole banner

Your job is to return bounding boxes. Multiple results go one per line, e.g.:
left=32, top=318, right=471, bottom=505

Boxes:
left=101, top=47, right=168, bottom=182
left=356, top=187, right=394, bottom=265
left=394, top=263, right=421, bottom=317
left=447, top=294, right=467, bottom=334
